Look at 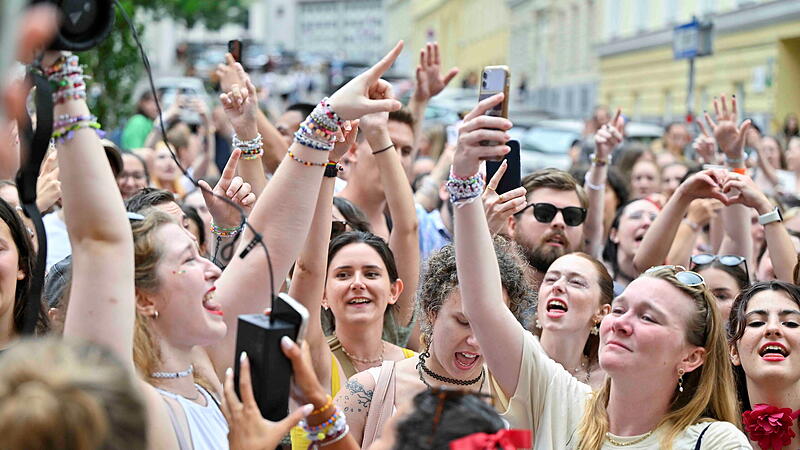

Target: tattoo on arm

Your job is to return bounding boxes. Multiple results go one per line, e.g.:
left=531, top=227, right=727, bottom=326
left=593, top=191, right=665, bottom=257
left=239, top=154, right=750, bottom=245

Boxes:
left=342, top=379, right=374, bottom=413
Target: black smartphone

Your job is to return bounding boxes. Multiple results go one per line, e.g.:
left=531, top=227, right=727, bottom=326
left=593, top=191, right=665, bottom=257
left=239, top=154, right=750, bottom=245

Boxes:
left=228, top=39, right=243, bottom=63
left=485, top=140, right=521, bottom=195
left=234, top=293, right=309, bottom=422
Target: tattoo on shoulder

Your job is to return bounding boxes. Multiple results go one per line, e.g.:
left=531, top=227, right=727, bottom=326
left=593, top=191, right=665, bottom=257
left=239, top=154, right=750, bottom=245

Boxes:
left=342, top=379, right=374, bottom=414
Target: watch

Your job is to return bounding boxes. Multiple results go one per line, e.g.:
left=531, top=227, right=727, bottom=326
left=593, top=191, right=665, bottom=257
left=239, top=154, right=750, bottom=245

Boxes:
left=324, top=162, right=341, bottom=178
left=758, top=207, right=783, bottom=226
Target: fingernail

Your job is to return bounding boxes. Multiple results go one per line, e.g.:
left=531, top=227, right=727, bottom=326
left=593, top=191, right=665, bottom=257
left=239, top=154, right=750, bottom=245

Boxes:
left=240, top=351, right=247, bottom=363
left=226, top=367, right=233, bottom=377
left=301, top=404, right=314, bottom=416
left=281, top=335, right=294, bottom=349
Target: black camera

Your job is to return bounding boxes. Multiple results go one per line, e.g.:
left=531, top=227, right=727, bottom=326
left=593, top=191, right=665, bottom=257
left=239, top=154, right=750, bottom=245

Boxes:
left=31, top=0, right=114, bottom=51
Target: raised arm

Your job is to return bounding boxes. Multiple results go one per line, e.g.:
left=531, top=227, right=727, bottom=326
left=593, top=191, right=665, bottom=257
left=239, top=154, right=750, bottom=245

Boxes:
left=665, top=199, right=719, bottom=266
left=414, top=145, right=454, bottom=211
left=206, top=42, right=406, bottom=378
left=360, top=99, right=420, bottom=327
left=452, top=94, right=524, bottom=396
left=583, top=109, right=622, bottom=258
left=51, top=53, right=135, bottom=365
left=634, top=170, right=730, bottom=272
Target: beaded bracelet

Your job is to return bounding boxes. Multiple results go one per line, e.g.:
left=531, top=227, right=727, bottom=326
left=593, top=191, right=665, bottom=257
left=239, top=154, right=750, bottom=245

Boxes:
left=446, top=169, right=485, bottom=204
left=54, top=114, right=97, bottom=129
left=232, top=133, right=263, bottom=150
left=54, top=89, right=87, bottom=104
left=302, top=407, right=347, bottom=442
left=311, top=425, right=350, bottom=449
left=288, top=150, right=327, bottom=167
left=52, top=121, right=104, bottom=143
left=211, top=222, right=242, bottom=238
left=312, top=395, right=334, bottom=415
left=294, top=132, right=334, bottom=152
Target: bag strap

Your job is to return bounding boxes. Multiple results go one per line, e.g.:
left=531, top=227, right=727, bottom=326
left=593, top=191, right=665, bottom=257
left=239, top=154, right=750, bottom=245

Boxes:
left=361, top=361, right=396, bottom=449
left=159, top=394, right=193, bottom=450
left=327, top=334, right=357, bottom=380
left=694, top=422, right=714, bottom=450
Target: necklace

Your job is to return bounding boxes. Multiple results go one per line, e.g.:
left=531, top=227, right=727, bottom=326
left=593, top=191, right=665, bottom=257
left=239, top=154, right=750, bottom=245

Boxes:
left=605, top=430, right=654, bottom=447
left=566, top=355, right=591, bottom=385
left=341, top=342, right=384, bottom=365
left=416, top=351, right=485, bottom=390
left=151, top=364, right=194, bottom=379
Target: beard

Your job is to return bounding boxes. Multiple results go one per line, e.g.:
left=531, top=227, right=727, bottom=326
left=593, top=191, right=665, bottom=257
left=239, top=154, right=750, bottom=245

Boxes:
left=515, top=229, right=571, bottom=273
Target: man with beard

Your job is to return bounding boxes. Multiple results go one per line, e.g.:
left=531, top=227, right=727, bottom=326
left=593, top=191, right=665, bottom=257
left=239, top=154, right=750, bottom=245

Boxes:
left=506, top=168, right=588, bottom=288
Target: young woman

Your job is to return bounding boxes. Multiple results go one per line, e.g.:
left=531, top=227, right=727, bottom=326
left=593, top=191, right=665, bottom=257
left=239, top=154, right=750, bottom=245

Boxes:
left=149, top=141, right=185, bottom=197
left=728, top=281, right=800, bottom=450
left=60, top=43, right=407, bottom=448
left=536, top=252, right=612, bottom=389
left=604, top=198, right=661, bottom=293
left=690, top=255, right=750, bottom=323
left=451, top=94, right=749, bottom=449
left=335, top=240, right=533, bottom=447
left=630, top=158, right=661, bottom=200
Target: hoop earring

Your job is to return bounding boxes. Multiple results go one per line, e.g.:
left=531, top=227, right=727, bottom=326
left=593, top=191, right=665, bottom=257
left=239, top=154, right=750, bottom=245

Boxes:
left=677, top=368, right=684, bottom=393
left=590, top=322, right=600, bottom=336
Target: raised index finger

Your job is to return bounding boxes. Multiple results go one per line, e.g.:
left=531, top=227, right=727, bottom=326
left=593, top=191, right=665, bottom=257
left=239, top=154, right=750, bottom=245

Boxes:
left=487, top=160, right=507, bottom=191
left=365, top=41, right=404, bottom=81
left=220, top=148, right=241, bottom=185
left=612, top=108, right=623, bottom=131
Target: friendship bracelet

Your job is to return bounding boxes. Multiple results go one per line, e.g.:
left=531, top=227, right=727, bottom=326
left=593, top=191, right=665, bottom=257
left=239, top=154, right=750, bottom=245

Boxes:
left=372, top=144, right=394, bottom=155
left=211, top=222, right=242, bottom=237
left=302, top=407, right=347, bottom=441
left=288, top=150, right=327, bottom=167
left=311, top=395, right=334, bottom=415
left=294, top=132, right=334, bottom=151
left=54, top=114, right=97, bottom=129
left=315, top=425, right=350, bottom=448
left=52, top=121, right=104, bottom=143
left=446, top=170, right=485, bottom=204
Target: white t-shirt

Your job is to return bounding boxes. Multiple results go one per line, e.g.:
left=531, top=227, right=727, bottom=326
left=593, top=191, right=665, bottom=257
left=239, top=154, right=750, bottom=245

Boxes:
left=490, top=331, right=752, bottom=449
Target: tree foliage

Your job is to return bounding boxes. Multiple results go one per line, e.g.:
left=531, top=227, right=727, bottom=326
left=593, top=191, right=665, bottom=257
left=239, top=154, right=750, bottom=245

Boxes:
left=79, top=0, right=248, bottom=130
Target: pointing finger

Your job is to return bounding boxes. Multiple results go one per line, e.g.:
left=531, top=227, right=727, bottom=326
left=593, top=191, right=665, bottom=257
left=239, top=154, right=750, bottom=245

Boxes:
left=365, top=41, right=404, bottom=81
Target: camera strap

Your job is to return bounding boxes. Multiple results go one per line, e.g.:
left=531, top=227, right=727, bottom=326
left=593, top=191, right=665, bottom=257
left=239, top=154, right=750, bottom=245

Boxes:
left=17, top=69, right=52, bottom=335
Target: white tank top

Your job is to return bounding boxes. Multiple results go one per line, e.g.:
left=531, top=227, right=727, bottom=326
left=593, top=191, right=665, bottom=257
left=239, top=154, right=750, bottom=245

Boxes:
left=155, top=384, right=229, bottom=450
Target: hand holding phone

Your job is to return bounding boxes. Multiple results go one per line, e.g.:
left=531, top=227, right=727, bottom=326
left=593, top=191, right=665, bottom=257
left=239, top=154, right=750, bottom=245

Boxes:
left=228, top=40, right=242, bottom=64
left=478, top=66, right=510, bottom=149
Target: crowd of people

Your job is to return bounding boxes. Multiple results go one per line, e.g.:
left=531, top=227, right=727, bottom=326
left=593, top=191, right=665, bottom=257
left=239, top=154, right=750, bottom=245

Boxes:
left=2, top=5, right=800, bottom=450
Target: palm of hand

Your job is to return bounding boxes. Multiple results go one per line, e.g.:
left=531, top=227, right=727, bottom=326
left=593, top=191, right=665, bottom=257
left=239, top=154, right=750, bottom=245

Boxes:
left=713, top=120, right=741, bottom=157
left=421, top=65, right=447, bottom=98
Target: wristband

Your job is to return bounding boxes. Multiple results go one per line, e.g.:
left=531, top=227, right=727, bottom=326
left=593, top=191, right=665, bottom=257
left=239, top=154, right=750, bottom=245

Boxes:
left=446, top=169, right=485, bottom=204
left=324, top=162, right=341, bottom=178
left=583, top=171, right=605, bottom=191
left=590, top=152, right=609, bottom=167
left=682, top=219, right=700, bottom=232
left=725, top=155, right=744, bottom=165
left=372, top=144, right=394, bottom=155
left=211, top=222, right=242, bottom=237
left=730, top=167, right=747, bottom=175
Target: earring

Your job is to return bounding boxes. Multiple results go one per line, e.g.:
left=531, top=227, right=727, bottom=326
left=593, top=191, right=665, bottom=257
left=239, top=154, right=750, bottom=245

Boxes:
left=677, top=368, right=684, bottom=393
left=590, top=322, right=600, bottom=336
left=153, top=310, right=159, bottom=320
left=535, top=319, right=542, bottom=329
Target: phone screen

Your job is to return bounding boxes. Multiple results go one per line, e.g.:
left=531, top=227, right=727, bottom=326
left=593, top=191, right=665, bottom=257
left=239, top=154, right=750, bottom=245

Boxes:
left=228, top=39, right=242, bottom=63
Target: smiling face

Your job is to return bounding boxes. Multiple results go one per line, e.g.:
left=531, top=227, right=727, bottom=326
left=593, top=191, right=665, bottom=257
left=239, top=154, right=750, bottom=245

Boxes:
left=324, top=242, right=401, bottom=326
left=630, top=160, right=660, bottom=199
left=145, top=223, right=225, bottom=348
left=611, top=199, right=659, bottom=257
left=537, top=254, right=606, bottom=335
left=732, top=290, right=800, bottom=389
left=599, top=277, right=705, bottom=381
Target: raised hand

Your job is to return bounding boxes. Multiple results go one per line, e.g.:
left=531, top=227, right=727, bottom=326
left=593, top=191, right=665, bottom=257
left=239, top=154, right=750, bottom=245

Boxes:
left=452, top=93, right=512, bottom=178
left=326, top=41, right=404, bottom=120
left=722, top=172, right=772, bottom=213
left=693, top=120, right=718, bottom=165
left=413, top=42, right=459, bottom=103
left=686, top=198, right=723, bottom=230
left=198, top=149, right=256, bottom=228
left=280, top=337, right=328, bottom=407
left=676, top=168, right=730, bottom=205
left=330, top=120, right=359, bottom=163
left=216, top=53, right=246, bottom=94
left=703, top=95, right=751, bottom=160
left=482, top=161, right=527, bottom=235
left=35, top=151, right=61, bottom=212
left=594, top=108, right=623, bottom=160
left=219, top=64, right=258, bottom=134
left=221, top=353, right=312, bottom=450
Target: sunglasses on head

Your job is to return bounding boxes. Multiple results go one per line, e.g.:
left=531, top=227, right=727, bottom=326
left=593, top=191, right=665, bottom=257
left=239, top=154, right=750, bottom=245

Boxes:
left=518, top=202, right=587, bottom=227
left=690, top=253, right=749, bottom=279
left=645, top=265, right=705, bottom=287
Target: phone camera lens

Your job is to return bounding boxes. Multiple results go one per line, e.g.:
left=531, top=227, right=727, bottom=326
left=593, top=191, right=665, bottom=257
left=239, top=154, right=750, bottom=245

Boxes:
left=482, top=72, right=487, bottom=79
left=482, top=81, right=487, bottom=88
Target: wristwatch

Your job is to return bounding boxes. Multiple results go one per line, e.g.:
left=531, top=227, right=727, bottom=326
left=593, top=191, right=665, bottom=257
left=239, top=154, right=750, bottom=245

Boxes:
left=324, top=162, right=341, bottom=178
left=758, top=207, right=783, bottom=226
left=590, top=152, right=609, bottom=167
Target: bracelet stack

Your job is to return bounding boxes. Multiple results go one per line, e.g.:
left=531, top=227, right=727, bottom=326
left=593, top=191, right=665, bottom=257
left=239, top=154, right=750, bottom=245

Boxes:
left=232, top=133, right=263, bottom=160
left=43, top=53, right=88, bottom=104
left=211, top=222, right=242, bottom=238
left=302, top=406, right=348, bottom=448
left=446, top=169, right=485, bottom=204
left=51, top=120, right=103, bottom=144
left=294, top=98, right=343, bottom=152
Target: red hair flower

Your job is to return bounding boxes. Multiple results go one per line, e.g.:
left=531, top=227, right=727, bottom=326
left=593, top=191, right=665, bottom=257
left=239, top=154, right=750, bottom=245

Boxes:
left=742, top=404, right=800, bottom=450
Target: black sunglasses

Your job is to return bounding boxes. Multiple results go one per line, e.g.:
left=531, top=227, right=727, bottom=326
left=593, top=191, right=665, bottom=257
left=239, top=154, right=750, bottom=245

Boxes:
left=518, top=202, right=587, bottom=227
left=690, top=253, right=749, bottom=282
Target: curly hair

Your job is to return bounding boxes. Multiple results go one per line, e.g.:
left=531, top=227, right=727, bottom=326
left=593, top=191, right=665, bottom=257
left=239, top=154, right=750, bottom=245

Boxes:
left=417, top=237, right=534, bottom=346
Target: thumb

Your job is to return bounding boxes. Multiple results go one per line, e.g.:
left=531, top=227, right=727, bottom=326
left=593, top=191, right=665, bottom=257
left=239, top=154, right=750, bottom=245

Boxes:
left=364, top=98, right=402, bottom=115
left=276, top=404, right=313, bottom=433
left=443, top=67, right=460, bottom=85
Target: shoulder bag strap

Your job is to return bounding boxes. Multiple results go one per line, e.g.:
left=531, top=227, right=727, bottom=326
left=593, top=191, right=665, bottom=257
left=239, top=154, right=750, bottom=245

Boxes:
left=361, top=361, right=396, bottom=449
left=327, top=334, right=358, bottom=379
left=694, top=422, right=714, bottom=450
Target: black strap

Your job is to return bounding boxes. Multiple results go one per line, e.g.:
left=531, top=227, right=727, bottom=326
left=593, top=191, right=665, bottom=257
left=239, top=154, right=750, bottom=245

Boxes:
left=694, top=422, right=714, bottom=450
left=17, top=69, right=52, bottom=335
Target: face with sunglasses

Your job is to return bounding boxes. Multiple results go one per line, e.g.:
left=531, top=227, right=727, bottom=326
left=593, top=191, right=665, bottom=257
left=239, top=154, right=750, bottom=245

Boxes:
left=599, top=268, right=708, bottom=384
left=510, top=188, right=585, bottom=272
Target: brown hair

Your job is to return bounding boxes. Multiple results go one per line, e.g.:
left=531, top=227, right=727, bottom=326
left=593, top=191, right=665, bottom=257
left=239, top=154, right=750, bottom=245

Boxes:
left=571, top=252, right=613, bottom=365
left=521, top=168, right=588, bottom=209
left=576, top=267, right=739, bottom=450
left=0, top=338, right=146, bottom=449
left=389, top=108, right=416, bottom=135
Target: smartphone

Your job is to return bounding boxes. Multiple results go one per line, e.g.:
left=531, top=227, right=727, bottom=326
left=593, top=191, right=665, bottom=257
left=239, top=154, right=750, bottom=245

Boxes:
left=228, top=39, right=243, bottom=64
left=234, top=293, right=309, bottom=422
left=485, top=140, right=521, bottom=195
left=478, top=66, right=510, bottom=119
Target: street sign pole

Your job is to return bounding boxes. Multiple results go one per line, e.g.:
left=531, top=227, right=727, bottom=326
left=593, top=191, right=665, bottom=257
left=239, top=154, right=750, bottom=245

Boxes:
left=674, top=18, right=713, bottom=124
left=686, top=57, right=695, bottom=123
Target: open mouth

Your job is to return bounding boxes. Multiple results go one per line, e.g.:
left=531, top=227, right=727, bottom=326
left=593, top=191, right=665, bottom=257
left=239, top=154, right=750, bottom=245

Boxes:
left=759, top=342, right=789, bottom=361
left=545, top=298, right=568, bottom=318
left=202, top=287, right=223, bottom=316
left=347, top=297, right=372, bottom=306
left=544, top=234, right=566, bottom=247
left=454, top=352, right=480, bottom=370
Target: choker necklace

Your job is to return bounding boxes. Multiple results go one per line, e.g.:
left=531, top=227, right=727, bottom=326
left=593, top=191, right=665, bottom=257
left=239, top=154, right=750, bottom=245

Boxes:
left=416, top=351, right=485, bottom=390
left=605, top=430, right=654, bottom=447
left=151, top=364, right=194, bottom=379
left=342, top=342, right=384, bottom=365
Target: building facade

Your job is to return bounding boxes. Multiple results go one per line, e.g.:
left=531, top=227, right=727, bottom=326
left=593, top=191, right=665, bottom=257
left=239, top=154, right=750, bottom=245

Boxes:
left=598, top=0, right=800, bottom=132
left=295, top=0, right=386, bottom=62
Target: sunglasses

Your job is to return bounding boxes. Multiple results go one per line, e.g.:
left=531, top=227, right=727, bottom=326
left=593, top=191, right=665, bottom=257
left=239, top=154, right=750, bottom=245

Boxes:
left=518, top=203, right=587, bottom=227
left=645, top=265, right=705, bottom=287
left=690, top=254, right=749, bottom=280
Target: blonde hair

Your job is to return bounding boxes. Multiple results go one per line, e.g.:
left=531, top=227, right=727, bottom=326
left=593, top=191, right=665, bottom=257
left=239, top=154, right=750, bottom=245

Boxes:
left=576, top=267, right=739, bottom=450
left=131, top=210, right=212, bottom=391
left=0, top=338, right=146, bottom=449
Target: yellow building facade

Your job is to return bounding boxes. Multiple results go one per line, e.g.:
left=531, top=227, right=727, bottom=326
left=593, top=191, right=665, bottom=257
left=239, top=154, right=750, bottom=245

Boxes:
left=598, top=0, right=800, bottom=132
left=410, top=0, right=510, bottom=86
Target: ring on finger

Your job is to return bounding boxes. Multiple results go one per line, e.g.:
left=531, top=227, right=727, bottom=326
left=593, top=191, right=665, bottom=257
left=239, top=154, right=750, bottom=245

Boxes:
left=486, top=186, right=496, bottom=193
